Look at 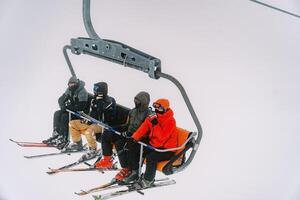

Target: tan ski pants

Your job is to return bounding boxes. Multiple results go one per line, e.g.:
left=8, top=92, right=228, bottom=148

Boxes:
left=69, top=120, right=103, bottom=149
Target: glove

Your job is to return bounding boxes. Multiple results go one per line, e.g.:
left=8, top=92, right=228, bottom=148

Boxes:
left=80, top=119, right=90, bottom=124
left=150, top=118, right=158, bottom=126
left=65, top=99, right=72, bottom=107
left=121, top=132, right=131, bottom=139
left=126, top=136, right=136, bottom=147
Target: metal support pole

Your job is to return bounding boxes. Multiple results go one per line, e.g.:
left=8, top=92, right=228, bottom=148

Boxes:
left=138, top=144, right=144, bottom=177
left=83, top=0, right=101, bottom=39
left=68, top=112, right=71, bottom=141
left=63, top=45, right=77, bottom=77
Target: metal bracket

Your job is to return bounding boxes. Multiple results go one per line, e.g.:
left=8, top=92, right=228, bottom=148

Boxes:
left=62, top=0, right=161, bottom=79
left=69, top=37, right=161, bottom=79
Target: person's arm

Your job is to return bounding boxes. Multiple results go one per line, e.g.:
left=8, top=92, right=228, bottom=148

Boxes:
left=58, top=93, right=68, bottom=110
left=131, top=118, right=151, bottom=141
left=153, top=119, right=176, bottom=144
left=113, top=116, right=129, bottom=132
left=72, top=89, right=89, bottom=112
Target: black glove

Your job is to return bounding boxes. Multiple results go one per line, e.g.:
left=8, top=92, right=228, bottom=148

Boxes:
left=65, top=99, right=72, bottom=107
left=151, top=118, right=158, bottom=126
left=121, top=132, right=132, bottom=139
left=80, top=119, right=90, bottom=124
left=126, top=136, right=136, bottom=148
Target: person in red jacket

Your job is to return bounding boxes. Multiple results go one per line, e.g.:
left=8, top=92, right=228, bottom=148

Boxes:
left=122, top=98, right=177, bottom=189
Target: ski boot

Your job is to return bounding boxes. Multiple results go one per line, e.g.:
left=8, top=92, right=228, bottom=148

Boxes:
left=63, top=140, right=83, bottom=152
left=55, top=136, right=69, bottom=150
left=80, top=147, right=98, bottom=161
left=95, top=156, right=114, bottom=169
left=122, top=169, right=139, bottom=184
left=114, top=168, right=132, bottom=183
left=132, top=176, right=154, bottom=190
left=42, top=131, right=59, bottom=144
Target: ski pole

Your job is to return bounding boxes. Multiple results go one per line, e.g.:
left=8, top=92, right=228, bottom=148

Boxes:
left=66, top=109, right=195, bottom=152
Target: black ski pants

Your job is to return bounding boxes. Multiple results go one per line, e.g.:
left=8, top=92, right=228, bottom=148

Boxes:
left=53, top=110, right=69, bottom=139
left=101, top=130, right=128, bottom=168
left=127, top=140, right=174, bottom=181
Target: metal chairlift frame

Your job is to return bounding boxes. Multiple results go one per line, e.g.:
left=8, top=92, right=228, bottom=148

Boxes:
left=63, top=0, right=203, bottom=174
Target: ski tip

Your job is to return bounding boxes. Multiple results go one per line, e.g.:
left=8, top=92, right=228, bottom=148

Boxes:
left=46, top=171, right=55, bottom=175
left=74, top=190, right=87, bottom=196
left=92, top=195, right=102, bottom=200
left=47, top=167, right=57, bottom=174
left=136, top=190, right=145, bottom=195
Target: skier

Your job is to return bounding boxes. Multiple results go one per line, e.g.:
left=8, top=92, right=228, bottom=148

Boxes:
left=126, top=98, right=178, bottom=189
left=66, top=82, right=116, bottom=160
left=42, top=76, right=90, bottom=149
left=94, top=91, right=151, bottom=182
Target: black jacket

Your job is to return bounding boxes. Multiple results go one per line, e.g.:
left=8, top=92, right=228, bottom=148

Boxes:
left=58, top=80, right=90, bottom=114
left=89, top=96, right=116, bottom=126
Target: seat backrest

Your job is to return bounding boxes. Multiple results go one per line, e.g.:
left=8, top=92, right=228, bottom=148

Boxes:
left=175, top=127, right=190, bottom=152
left=112, top=104, right=130, bottom=126
left=156, top=127, right=191, bottom=171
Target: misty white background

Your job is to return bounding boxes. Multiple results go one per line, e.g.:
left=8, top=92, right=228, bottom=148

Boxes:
left=0, top=0, right=300, bottom=200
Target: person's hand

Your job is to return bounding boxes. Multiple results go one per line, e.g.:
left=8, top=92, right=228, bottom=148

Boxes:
left=150, top=118, right=158, bottom=126
left=80, top=119, right=89, bottom=124
left=125, top=136, right=136, bottom=149
left=121, top=132, right=130, bottom=139
left=65, top=99, right=72, bottom=107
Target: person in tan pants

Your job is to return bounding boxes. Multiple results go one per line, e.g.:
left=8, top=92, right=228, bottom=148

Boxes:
left=66, top=82, right=116, bottom=160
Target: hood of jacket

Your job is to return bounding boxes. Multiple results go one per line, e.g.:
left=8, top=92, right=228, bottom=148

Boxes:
left=135, top=91, right=150, bottom=111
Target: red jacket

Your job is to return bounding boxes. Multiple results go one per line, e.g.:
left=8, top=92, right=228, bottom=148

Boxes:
left=132, top=109, right=177, bottom=150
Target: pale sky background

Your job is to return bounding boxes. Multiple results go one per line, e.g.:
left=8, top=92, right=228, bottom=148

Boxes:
left=0, top=0, right=300, bottom=200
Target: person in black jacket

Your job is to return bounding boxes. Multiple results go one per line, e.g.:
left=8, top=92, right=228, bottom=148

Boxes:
left=66, top=82, right=116, bottom=160
left=42, top=76, right=90, bottom=149
left=95, top=91, right=150, bottom=183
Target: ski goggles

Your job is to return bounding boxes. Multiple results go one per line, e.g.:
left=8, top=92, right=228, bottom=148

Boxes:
left=152, top=103, right=166, bottom=112
left=93, top=85, right=103, bottom=95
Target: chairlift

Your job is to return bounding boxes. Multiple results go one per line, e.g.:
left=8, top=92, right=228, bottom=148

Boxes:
left=63, top=0, right=203, bottom=175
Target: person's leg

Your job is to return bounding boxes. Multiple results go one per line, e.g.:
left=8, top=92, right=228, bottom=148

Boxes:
left=133, top=150, right=174, bottom=189
left=65, top=120, right=88, bottom=151
left=53, top=110, right=62, bottom=134
left=84, top=124, right=102, bottom=149
left=95, top=130, right=117, bottom=168
left=80, top=125, right=103, bottom=160
left=144, top=151, right=175, bottom=181
left=43, top=110, right=61, bottom=144
left=114, top=139, right=128, bottom=168
left=69, top=120, right=84, bottom=143
left=113, top=138, right=134, bottom=182
left=127, top=141, right=142, bottom=171
left=60, top=111, right=71, bottom=140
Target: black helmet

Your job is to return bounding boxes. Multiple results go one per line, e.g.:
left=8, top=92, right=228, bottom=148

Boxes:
left=93, top=82, right=108, bottom=97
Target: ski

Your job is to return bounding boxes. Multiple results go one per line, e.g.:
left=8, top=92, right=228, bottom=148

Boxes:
left=75, top=177, right=170, bottom=196
left=92, top=179, right=176, bottom=200
left=24, top=147, right=88, bottom=159
left=48, top=165, right=119, bottom=173
left=9, top=139, right=56, bottom=148
left=75, top=179, right=119, bottom=196
left=47, top=150, right=103, bottom=175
